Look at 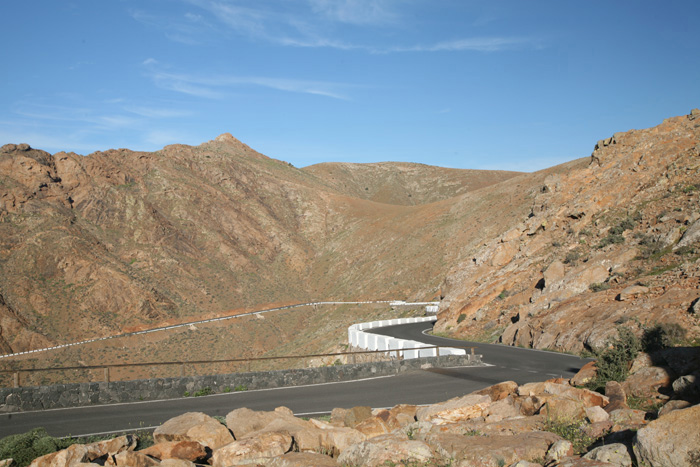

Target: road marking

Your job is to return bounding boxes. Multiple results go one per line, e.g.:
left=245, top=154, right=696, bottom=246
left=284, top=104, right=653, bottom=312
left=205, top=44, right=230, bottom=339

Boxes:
left=0, top=375, right=397, bottom=416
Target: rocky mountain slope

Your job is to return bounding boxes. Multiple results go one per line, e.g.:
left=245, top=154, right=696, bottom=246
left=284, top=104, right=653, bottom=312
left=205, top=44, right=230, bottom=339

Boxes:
left=0, top=134, right=522, bottom=358
left=1, top=110, right=699, bottom=370
left=435, top=110, right=700, bottom=353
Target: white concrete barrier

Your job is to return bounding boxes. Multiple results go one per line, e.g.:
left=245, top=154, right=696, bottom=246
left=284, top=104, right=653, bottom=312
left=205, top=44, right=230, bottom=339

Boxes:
left=347, top=316, right=467, bottom=359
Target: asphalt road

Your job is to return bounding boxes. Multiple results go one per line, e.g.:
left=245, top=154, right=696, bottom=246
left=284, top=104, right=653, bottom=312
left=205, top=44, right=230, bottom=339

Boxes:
left=0, top=322, right=589, bottom=439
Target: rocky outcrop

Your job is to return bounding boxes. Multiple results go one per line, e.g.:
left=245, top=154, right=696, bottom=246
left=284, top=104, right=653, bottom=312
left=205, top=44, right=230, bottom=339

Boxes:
left=153, top=412, right=233, bottom=450
left=634, top=404, right=700, bottom=467
left=436, top=110, right=700, bottom=354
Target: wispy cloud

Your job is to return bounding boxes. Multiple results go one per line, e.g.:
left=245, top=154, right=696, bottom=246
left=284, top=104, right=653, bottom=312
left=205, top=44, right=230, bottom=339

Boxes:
left=388, top=37, right=534, bottom=53
left=155, top=1, right=535, bottom=54
left=146, top=64, right=353, bottom=100
left=130, top=8, right=217, bottom=45
left=308, top=0, right=399, bottom=26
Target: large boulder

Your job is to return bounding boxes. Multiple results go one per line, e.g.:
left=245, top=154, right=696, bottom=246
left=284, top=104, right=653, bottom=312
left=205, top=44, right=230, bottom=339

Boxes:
left=571, top=362, right=597, bottom=386
left=138, top=441, right=207, bottom=462
left=634, top=404, right=700, bottom=467
left=425, top=431, right=560, bottom=467
left=111, top=451, right=160, bottom=467
left=225, top=407, right=293, bottom=439
left=336, top=433, right=434, bottom=467
left=267, top=452, right=338, bottom=467
left=154, top=412, right=233, bottom=450
left=210, top=432, right=293, bottom=467
left=471, top=381, right=519, bottom=401
left=622, top=366, right=675, bottom=398
left=582, top=443, right=632, bottom=467
left=416, top=394, right=491, bottom=425
left=28, top=445, right=92, bottom=467
left=604, top=381, right=628, bottom=413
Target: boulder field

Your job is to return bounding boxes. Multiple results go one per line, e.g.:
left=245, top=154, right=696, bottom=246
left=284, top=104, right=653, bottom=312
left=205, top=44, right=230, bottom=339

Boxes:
left=9, top=360, right=700, bottom=467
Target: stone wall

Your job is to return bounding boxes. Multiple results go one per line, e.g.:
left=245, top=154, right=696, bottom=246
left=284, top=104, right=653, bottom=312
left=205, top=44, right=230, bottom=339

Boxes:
left=0, top=354, right=481, bottom=413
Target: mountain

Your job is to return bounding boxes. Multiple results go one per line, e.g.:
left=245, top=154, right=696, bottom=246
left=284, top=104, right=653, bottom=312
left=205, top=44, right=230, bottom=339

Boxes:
left=1, top=110, right=698, bottom=372
left=435, top=110, right=700, bottom=353
left=0, top=134, right=521, bottom=357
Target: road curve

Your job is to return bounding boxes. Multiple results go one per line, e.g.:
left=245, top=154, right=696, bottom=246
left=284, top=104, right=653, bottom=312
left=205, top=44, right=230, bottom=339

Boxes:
left=0, top=321, right=589, bottom=439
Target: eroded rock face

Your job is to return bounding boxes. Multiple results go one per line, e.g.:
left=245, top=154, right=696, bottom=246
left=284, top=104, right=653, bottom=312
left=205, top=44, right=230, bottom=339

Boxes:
left=634, top=404, right=700, bottom=467
left=436, top=111, right=700, bottom=354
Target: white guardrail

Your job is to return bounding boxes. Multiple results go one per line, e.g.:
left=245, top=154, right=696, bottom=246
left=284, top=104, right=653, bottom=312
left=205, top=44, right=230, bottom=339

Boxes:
left=347, top=316, right=467, bottom=359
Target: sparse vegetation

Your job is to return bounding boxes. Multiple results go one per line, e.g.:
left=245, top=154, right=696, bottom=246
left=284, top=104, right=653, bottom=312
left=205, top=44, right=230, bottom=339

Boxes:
left=587, top=326, right=641, bottom=391
left=456, top=314, right=466, bottom=324
left=234, top=384, right=248, bottom=392
left=589, top=282, right=610, bottom=292
left=541, top=418, right=595, bottom=455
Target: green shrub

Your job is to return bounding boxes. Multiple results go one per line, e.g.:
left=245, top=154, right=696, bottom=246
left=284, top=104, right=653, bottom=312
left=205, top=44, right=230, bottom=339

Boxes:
left=588, top=327, right=641, bottom=391
left=192, top=387, right=213, bottom=397
left=0, top=428, right=60, bottom=467
left=589, top=282, right=610, bottom=292
left=456, top=314, right=466, bottom=324
left=234, top=384, right=248, bottom=392
left=642, top=322, right=687, bottom=352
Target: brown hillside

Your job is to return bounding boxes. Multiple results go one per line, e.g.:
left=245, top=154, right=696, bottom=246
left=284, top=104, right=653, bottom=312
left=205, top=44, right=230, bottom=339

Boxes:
left=1, top=111, right=699, bottom=376
left=435, top=110, right=700, bottom=353
left=303, top=161, right=522, bottom=205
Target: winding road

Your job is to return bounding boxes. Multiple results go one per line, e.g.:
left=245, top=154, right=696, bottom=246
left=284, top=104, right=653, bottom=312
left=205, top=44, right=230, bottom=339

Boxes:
left=0, top=321, right=589, bottom=439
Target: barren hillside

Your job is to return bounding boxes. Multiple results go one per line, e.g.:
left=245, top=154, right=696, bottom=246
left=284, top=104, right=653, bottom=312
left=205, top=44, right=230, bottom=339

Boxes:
left=1, top=110, right=698, bottom=373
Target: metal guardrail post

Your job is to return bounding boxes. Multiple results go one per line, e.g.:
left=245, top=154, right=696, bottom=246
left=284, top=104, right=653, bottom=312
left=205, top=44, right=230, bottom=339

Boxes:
left=104, top=367, right=110, bottom=383
left=180, top=364, right=185, bottom=377
left=13, top=372, right=19, bottom=388
left=436, top=347, right=440, bottom=357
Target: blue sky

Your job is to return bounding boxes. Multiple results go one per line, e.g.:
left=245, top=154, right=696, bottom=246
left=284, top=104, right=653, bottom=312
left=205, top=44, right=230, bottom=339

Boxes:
left=2, top=1, right=699, bottom=171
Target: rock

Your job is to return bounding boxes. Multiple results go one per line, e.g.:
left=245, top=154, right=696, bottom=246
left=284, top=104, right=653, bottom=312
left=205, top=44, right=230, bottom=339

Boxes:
left=354, top=410, right=396, bottom=438
left=0, top=460, right=14, bottom=467
left=555, top=458, right=616, bottom=466
left=658, top=399, right=692, bottom=417
left=604, top=381, right=628, bottom=413
left=210, top=432, right=293, bottom=467
left=343, top=406, right=373, bottom=428
left=585, top=406, right=609, bottom=423
left=154, top=412, right=233, bottom=450
left=583, top=420, right=613, bottom=439
left=472, top=381, right=519, bottom=401
left=425, top=431, right=559, bottom=467
left=112, top=451, right=160, bottom=467
left=545, top=439, right=574, bottom=464
left=622, top=366, right=674, bottom=398
left=267, top=452, right=338, bottom=466
left=485, top=396, right=521, bottom=421
left=634, top=404, right=700, bottom=467
left=583, top=443, right=632, bottom=467
left=138, top=441, right=207, bottom=462
left=329, top=407, right=347, bottom=427
left=336, top=434, right=433, bottom=467
left=159, top=460, right=195, bottom=467
left=615, top=285, right=648, bottom=301
left=540, top=395, right=586, bottom=421
left=672, top=373, right=700, bottom=401
left=415, top=393, right=491, bottom=425
left=511, top=462, right=543, bottom=467
left=571, top=362, right=597, bottom=386
left=29, top=444, right=91, bottom=467
left=675, top=218, right=700, bottom=250
left=544, top=261, right=566, bottom=288
left=609, top=408, right=646, bottom=428
left=86, top=435, right=139, bottom=459
left=250, top=415, right=364, bottom=455
left=629, top=352, right=653, bottom=374
left=388, top=404, right=418, bottom=427
left=226, top=406, right=293, bottom=439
